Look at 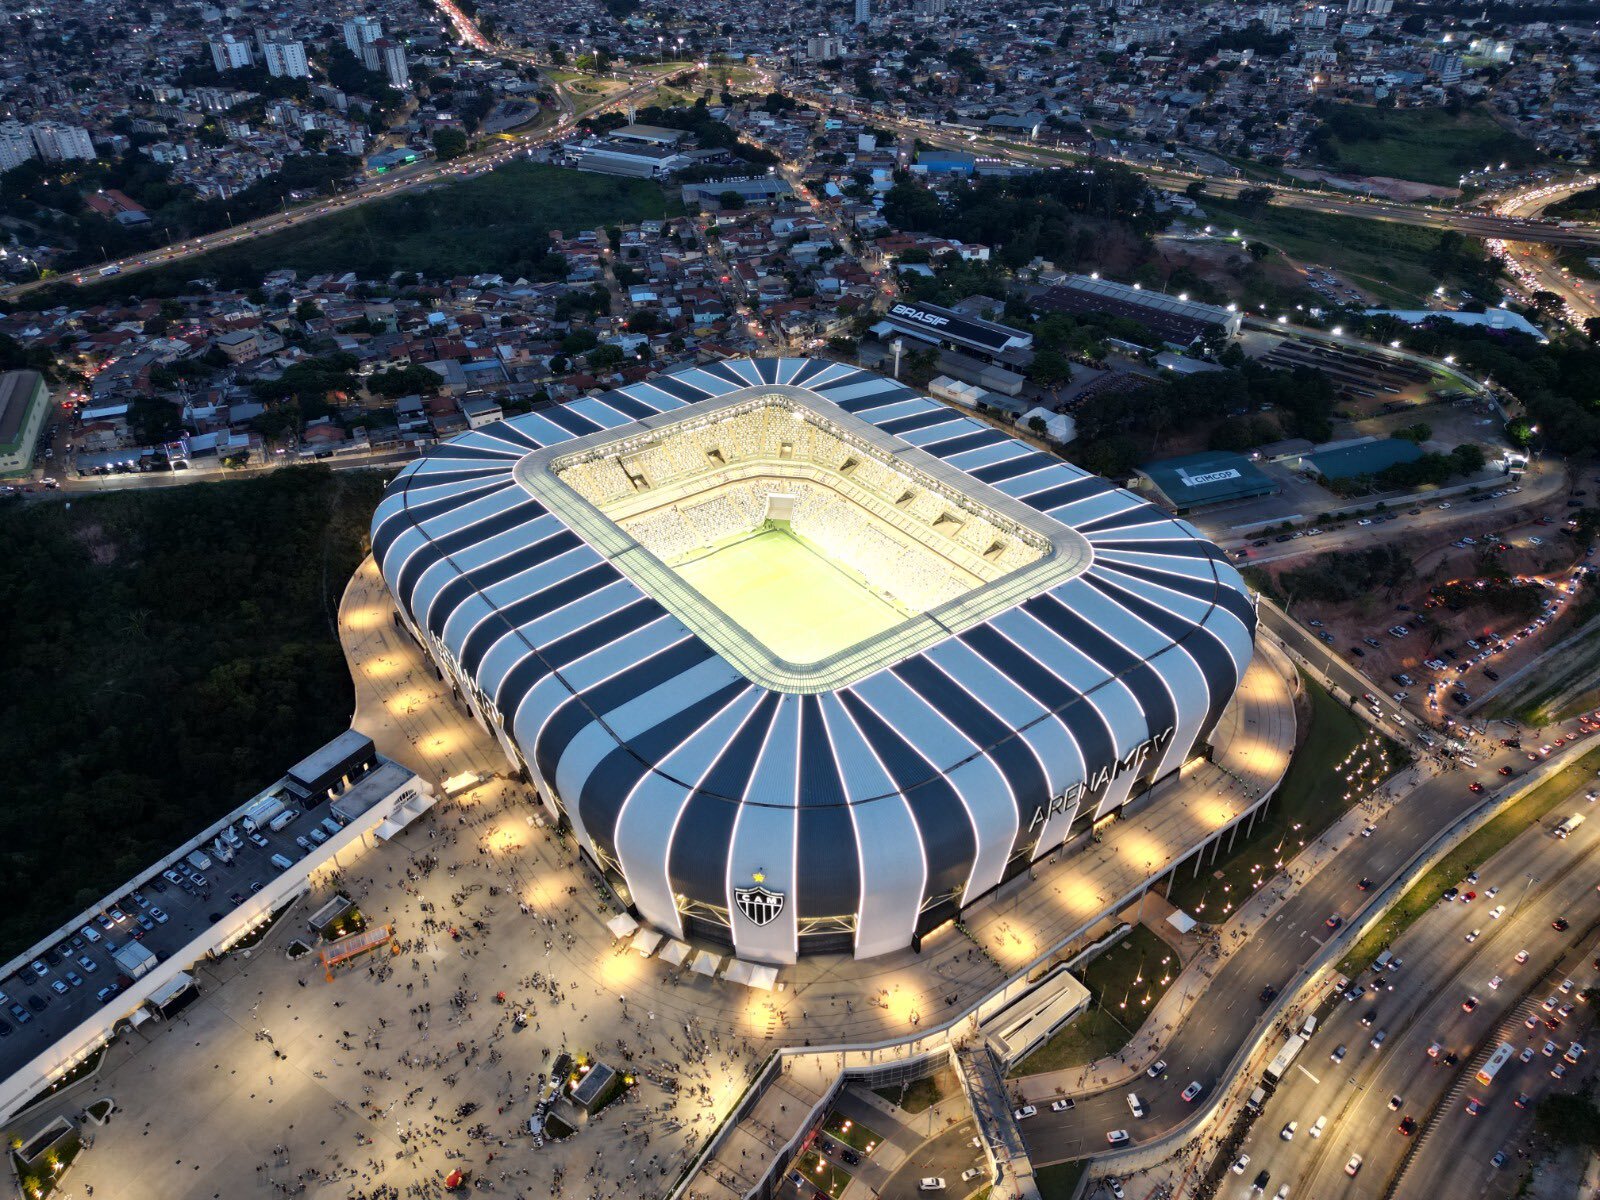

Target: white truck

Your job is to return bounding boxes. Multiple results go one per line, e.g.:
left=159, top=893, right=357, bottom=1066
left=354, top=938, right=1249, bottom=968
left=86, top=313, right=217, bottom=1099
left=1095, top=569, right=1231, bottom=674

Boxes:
left=186, top=848, right=213, bottom=871
left=210, top=838, right=235, bottom=864
left=241, top=795, right=288, bottom=833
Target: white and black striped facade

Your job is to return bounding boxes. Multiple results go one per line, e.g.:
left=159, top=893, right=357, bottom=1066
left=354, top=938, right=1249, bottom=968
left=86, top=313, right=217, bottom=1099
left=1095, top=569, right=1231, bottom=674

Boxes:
left=372, top=359, right=1256, bottom=963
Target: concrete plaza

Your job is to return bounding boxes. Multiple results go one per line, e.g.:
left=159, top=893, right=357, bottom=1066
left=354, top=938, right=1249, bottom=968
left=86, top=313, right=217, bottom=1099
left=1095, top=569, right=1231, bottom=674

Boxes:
left=4, top=560, right=1295, bottom=1200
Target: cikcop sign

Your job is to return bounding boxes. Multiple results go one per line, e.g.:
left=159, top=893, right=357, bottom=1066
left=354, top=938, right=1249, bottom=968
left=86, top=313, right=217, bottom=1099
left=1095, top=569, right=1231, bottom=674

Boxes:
left=1176, top=467, right=1242, bottom=487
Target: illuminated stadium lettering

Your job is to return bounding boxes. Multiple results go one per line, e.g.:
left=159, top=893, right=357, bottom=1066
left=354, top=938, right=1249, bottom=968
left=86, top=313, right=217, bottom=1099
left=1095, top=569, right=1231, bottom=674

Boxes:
left=1026, top=727, right=1176, bottom=834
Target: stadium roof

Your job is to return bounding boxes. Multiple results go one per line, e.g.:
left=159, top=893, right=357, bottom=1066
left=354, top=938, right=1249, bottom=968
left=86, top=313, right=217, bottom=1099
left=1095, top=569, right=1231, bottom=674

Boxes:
left=372, top=359, right=1255, bottom=959
left=1138, top=450, right=1279, bottom=509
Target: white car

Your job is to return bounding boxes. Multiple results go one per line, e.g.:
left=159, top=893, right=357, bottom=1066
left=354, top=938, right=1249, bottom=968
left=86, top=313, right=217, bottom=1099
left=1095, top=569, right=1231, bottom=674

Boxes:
left=1345, top=1154, right=1363, bottom=1177
left=1050, top=1099, right=1074, bottom=1113
left=1231, top=1154, right=1251, bottom=1175
left=918, top=1179, right=946, bottom=1192
left=1106, top=1130, right=1129, bottom=1145
left=961, top=1167, right=984, bottom=1183
left=1013, top=1105, right=1037, bottom=1121
left=1490, top=905, right=1506, bottom=919
left=1490, top=975, right=1503, bottom=990
left=1309, top=1116, right=1327, bottom=1139
left=1146, top=1059, right=1167, bottom=1078
left=1521, top=1046, right=1536, bottom=1063
left=1281, top=1121, right=1298, bottom=1141
left=1516, top=949, right=1530, bottom=963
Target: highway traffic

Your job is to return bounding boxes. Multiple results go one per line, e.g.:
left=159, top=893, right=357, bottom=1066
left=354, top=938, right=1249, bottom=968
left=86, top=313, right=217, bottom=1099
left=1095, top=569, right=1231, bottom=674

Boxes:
left=1235, top=768, right=1600, bottom=1200
left=1017, top=730, right=1576, bottom=1167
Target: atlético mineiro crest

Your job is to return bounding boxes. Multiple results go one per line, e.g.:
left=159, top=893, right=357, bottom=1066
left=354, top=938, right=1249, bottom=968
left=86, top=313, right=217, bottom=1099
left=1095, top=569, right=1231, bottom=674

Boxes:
left=734, top=869, right=785, bottom=927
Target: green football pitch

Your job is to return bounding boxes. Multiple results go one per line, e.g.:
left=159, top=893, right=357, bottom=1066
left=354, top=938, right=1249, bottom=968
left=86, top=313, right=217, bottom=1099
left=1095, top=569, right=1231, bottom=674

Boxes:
left=674, top=527, right=906, bottom=663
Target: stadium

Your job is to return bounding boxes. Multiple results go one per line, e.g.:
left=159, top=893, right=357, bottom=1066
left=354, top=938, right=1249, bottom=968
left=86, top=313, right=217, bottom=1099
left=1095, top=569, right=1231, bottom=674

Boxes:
left=371, top=358, right=1256, bottom=963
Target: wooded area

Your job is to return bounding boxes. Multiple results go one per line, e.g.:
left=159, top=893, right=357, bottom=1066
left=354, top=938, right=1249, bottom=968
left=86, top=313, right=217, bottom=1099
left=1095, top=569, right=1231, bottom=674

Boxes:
left=0, top=467, right=386, bottom=956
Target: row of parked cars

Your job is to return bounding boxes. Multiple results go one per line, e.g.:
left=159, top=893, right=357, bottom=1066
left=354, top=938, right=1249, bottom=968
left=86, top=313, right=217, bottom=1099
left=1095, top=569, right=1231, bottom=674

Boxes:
left=0, top=889, right=177, bottom=1037
left=0, top=806, right=337, bottom=1041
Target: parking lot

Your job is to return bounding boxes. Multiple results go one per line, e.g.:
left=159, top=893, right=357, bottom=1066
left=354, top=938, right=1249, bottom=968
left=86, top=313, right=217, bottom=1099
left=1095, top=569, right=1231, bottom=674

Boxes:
left=0, top=782, right=359, bottom=1074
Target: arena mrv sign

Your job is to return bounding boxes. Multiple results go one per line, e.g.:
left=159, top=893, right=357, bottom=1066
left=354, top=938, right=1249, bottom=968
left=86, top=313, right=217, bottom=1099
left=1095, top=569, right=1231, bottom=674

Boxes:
left=1026, top=726, right=1176, bottom=833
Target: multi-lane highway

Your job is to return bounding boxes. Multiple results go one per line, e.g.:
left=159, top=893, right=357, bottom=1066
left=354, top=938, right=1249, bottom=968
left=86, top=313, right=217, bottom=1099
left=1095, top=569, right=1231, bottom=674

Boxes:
left=1490, top=177, right=1600, bottom=326
left=1236, top=770, right=1600, bottom=1200
left=1016, top=733, right=1560, bottom=1165
left=8, top=71, right=1599, bottom=306
left=0, top=64, right=690, bottom=303
left=782, top=87, right=1600, bottom=251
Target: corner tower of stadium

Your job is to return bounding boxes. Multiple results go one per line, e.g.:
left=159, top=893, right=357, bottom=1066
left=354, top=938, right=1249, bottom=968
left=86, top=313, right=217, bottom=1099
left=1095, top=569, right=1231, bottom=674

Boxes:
left=371, top=358, right=1256, bottom=963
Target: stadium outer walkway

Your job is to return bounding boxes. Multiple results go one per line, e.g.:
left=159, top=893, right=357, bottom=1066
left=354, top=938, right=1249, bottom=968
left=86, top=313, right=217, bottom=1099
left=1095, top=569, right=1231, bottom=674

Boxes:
left=339, top=557, right=1298, bottom=1197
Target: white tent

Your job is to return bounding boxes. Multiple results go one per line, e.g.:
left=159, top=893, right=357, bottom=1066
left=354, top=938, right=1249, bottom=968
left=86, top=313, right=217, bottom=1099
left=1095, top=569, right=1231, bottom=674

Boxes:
left=1167, top=910, right=1198, bottom=934
left=749, top=965, right=779, bottom=992
left=631, top=927, right=665, bottom=957
left=605, top=912, right=639, bottom=940
left=723, top=958, right=756, bottom=987
left=691, top=951, right=721, bottom=977
left=660, top=939, right=692, bottom=967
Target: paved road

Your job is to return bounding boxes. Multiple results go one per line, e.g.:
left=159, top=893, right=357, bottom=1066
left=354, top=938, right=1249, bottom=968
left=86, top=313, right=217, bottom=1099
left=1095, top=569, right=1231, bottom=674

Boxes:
left=0, top=67, right=686, bottom=303
left=782, top=89, right=1600, bottom=251
left=1017, top=736, right=1544, bottom=1166
left=1240, top=770, right=1600, bottom=1200
left=1400, top=937, right=1599, bottom=1200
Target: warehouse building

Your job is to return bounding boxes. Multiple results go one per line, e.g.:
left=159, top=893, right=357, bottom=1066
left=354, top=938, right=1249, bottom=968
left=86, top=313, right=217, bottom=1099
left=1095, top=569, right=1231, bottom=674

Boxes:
left=1034, top=276, right=1242, bottom=347
left=1137, top=449, right=1279, bottom=511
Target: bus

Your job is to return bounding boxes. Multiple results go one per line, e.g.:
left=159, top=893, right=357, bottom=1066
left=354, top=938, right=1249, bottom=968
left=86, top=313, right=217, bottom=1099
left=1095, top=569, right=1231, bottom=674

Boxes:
left=1266, top=1034, right=1307, bottom=1082
left=1556, top=814, right=1586, bottom=839
left=1476, top=1042, right=1516, bottom=1087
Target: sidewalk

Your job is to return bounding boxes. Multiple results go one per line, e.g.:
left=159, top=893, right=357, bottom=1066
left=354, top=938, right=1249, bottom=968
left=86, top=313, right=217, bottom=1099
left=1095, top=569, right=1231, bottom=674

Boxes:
left=1015, top=759, right=1428, bottom=1102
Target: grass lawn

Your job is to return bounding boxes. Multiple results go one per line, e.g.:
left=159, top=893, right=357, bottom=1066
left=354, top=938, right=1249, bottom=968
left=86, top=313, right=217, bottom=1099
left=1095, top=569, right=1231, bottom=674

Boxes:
left=1556, top=248, right=1600, bottom=283
left=675, top=527, right=905, bottom=663
left=1167, top=679, right=1400, bottom=918
left=795, top=1152, right=852, bottom=1198
left=1203, top=196, right=1494, bottom=306
left=874, top=1068, right=960, bottom=1114
left=1491, top=621, right=1600, bottom=724
left=26, top=163, right=670, bottom=306
left=639, top=60, right=698, bottom=76
left=1338, top=745, right=1600, bottom=975
left=1035, top=1160, right=1089, bottom=1198
left=0, top=467, right=384, bottom=956
left=1313, top=105, right=1546, bottom=187
left=822, top=1111, right=883, bottom=1155
left=1546, top=185, right=1600, bottom=222
left=1010, top=925, right=1179, bottom=1077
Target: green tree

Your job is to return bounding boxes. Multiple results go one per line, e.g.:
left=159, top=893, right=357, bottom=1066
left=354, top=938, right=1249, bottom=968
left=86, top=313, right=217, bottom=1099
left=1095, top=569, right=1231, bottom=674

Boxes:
left=588, top=344, right=625, bottom=369
left=1029, top=350, right=1072, bottom=388
left=432, top=128, right=469, bottom=161
left=1536, top=1095, right=1600, bottom=1149
left=367, top=364, right=441, bottom=398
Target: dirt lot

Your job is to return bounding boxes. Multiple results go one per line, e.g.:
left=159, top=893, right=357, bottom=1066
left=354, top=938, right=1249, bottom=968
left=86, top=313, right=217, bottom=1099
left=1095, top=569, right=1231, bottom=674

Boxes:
left=1269, top=504, right=1596, bottom=730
